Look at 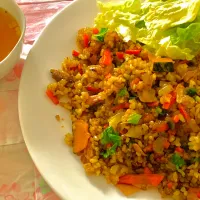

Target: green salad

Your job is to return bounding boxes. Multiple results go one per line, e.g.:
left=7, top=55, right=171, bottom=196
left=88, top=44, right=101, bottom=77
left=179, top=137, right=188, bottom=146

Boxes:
left=94, top=0, right=200, bottom=60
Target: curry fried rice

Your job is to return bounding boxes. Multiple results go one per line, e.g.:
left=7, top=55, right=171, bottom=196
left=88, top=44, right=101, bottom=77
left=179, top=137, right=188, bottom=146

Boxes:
left=47, top=27, right=200, bottom=200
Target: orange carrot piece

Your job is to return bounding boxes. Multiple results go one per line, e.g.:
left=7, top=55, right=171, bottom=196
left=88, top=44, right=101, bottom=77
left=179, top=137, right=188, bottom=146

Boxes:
left=178, top=104, right=190, bottom=122
left=144, top=144, right=153, bottom=152
left=73, top=120, right=90, bottom=153
left=118, top=174, right=164, bottom=187
left=144, top=167, right=152, bottom=174
left=188, top=188, right=200, bottom=200
left=164, top=140, right=170, bottom=149
left=83, top=34, right=89, bottom=48
left=173, top=115, right=180, bottom=123
left=116, top=184, right=140, bottom=196
left=156, top=123, right=169, bottom=133
left=175, top=147, right=184, bottom=153
left=46, top=90, right=59, bottom=105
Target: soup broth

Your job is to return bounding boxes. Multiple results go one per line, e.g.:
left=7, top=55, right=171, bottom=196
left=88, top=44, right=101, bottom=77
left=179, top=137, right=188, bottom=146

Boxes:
left=0, top=8, right=21, bottom=62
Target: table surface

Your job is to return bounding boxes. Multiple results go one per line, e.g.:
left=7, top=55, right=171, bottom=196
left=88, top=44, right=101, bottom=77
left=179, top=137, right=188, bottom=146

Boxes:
left=0, top=1, right=72, bottom=199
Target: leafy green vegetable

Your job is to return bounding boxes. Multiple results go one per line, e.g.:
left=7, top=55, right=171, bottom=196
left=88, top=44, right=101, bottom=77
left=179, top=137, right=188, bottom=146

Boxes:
left=128, top=113, right=142, bottom=125
left=95, top=0, right=200, bottom=60
left=100, top=126, right=121, bottom=158
left=186, top=88, right=197, bottom=97
left=153, top=62, right=174, bottom=72
left=92, top=28, right=108, bottom=42
left=171, top=153, right=186, bottom=170
left=117, top=87, right=128, bottom=97
left=101, top=143, right=118, bottom=158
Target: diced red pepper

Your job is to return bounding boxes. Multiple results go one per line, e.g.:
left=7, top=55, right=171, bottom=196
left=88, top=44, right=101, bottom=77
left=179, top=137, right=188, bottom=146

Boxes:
left=156, top=123, right=169, bottom=133
left=175, top=147, right=184, bottom=153
left=178, top=104, right=190, bottom=122
left=147, top=101, right=159, bottom=107
left=46, top=90, right=59, bottom=105
left=83, top=34, right=89, bottom=48
left=78, top=64, right=83, bottom=75
left=125, top=49, right=141, bottom=56
left=92, top=28, right=99, bottom=34
left=112, top=102, right=130, bottom=111
left=116, top=52, right=124, bottom=59
left=167, top=182, right=173, bottom=189
left=100, top=49, right=112, bottom=66
left=86, top=86, right=102, bottom=93
left=72, top=50, right=79, bottom=57
left=144, top=167, right=152, bottom=174
left=173, top=115, right=180, bottom=123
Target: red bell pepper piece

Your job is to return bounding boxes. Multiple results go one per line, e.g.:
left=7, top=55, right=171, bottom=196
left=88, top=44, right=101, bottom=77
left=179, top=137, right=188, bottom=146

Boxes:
left=112, top=102, right=130, bottom=111
left=101, top=49, right=112, bottom=66
left=86, top=86, right=102, bottom=93
left=125, top=49, right=141, bottom=55
left=92, top=28, right=99, bottom=34
left=83, top=34, right=89, bottom=48
left=72, top=50, right=79, bottom=57
left=116, top=52, right=124, bottom=59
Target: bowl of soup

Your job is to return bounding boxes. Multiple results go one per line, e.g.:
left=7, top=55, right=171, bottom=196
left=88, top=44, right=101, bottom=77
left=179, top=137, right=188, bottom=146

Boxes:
left=0, top=0, right=25, bottom=79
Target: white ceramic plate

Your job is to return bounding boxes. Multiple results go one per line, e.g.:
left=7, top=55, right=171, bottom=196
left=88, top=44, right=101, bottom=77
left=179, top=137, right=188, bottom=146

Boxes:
left=19, top=0, right=171, bottom=199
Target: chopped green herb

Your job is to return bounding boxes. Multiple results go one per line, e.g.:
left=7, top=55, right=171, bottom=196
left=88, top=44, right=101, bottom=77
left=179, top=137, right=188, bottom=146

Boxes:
left=128, top=113, right=142, bottom=125
left=100, top=126, right=121, bottom=158
left=92, top=28, right=108, bottom=42
left=171, top=153, right=185, bottom=170
left=187, top=88, right=197, bottom=97
left=101, top=143, right=118, bottom=158
left=117, top=87, right=128, bottom=97
left=167, top=120, right=175, bottom=130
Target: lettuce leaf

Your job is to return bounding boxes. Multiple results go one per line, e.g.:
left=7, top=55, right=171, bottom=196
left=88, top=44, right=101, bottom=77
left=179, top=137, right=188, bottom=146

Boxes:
left=94, top=0, right=200, bottom=60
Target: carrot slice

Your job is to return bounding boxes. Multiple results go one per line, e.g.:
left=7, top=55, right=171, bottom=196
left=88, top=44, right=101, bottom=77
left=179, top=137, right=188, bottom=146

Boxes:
left=118, top=174, right=164, bottom=187
left=178, top=104, right=190, bottom=122
left=116, top=184, right=140, bottom=196
left=73, top=120, right=90, bottom=153
left=144, top=167, right=152, bottom=174
left=155, top=123, right=169, bottom=132
left=46, top=90, right=59, bottom=105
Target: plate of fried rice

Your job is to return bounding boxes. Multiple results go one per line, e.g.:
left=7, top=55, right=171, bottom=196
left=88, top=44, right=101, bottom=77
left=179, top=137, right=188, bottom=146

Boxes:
left=19, top=0, right=200, bottom=199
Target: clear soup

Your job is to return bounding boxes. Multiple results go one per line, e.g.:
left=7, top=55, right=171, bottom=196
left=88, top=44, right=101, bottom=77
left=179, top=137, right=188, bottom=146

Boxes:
left=0, top=8, right=21, bottom=62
